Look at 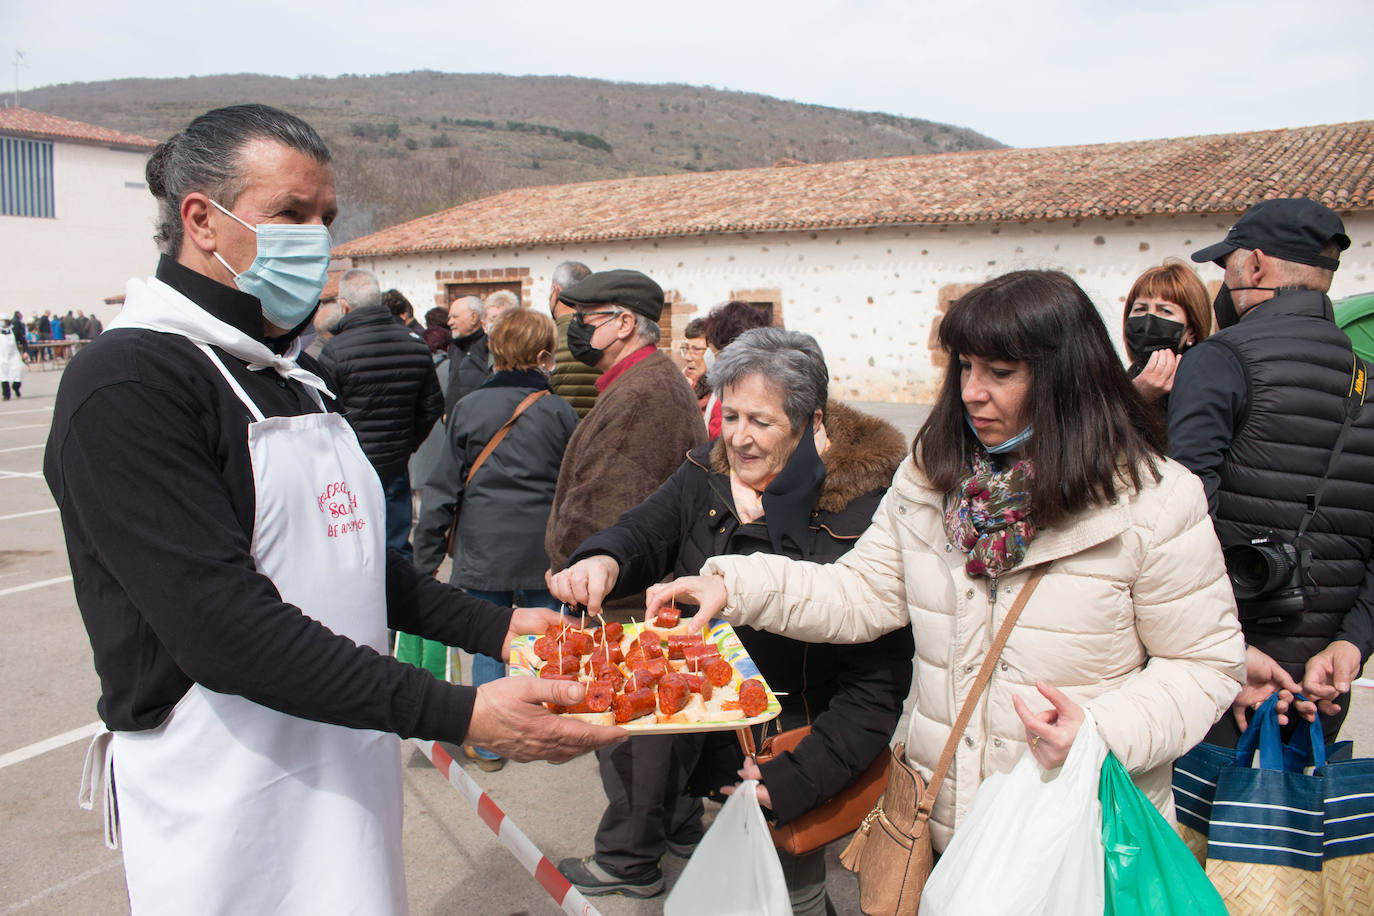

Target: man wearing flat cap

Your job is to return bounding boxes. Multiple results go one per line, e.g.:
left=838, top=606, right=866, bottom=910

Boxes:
left=1169, top=198, right=1374, bottom=746
left=542, top=269, right=706, bottom=898
left=544, top=268, right=707, bottom=575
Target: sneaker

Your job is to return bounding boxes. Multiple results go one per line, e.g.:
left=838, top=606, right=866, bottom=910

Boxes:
left=473, top=754, right=506, bottom=773
left=556, top=856, right=664, bottom=898
left=665, top=837, right=699, bottom=858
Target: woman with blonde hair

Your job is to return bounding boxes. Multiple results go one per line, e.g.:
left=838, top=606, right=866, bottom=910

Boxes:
left=413, top=307, right=578, bottom=769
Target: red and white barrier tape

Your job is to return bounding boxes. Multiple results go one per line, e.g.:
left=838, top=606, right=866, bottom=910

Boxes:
left=409, top=739, right=603, bottom=916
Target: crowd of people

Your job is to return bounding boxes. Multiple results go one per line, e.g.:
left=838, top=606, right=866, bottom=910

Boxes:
left=42, top=102, right=1373, bottom=914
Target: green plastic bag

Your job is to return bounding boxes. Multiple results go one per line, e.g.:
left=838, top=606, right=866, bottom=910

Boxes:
left=394, top=634, right=449, bottom=681
left=1099, top=751, right=1227, bottom=916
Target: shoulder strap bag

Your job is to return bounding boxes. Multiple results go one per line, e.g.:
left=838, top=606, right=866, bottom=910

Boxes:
left=444, top=389, right=549, bottom=556
left=837, top=562, right=1050, bottom=916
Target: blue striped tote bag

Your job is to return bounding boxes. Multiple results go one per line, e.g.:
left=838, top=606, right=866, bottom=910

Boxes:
left=1172, top=693, right=1373, bottom=915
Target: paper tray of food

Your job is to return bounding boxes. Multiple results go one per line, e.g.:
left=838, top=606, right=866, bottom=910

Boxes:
left=509, top=614, right=782, bottom=735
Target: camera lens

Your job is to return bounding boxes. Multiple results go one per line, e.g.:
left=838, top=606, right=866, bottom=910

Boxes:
left=1223, top=540, right=1294, bottom=599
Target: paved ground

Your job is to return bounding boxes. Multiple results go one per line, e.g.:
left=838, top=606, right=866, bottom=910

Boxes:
left=1, top=370, right=1369, bottom=915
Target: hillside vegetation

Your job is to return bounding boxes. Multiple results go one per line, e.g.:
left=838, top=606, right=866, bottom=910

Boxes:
left=22, top=71, right=1003, bottom=242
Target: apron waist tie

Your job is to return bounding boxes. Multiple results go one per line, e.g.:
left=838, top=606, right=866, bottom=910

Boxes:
left=79, top=727, right=118, bottom=850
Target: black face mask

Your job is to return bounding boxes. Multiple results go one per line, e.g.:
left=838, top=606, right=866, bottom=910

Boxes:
left=566, top=316, right=604, bottom=367
left=1212, top=283, right=1281, bottom=330
left=1125, top=314, right=1186, bottom=361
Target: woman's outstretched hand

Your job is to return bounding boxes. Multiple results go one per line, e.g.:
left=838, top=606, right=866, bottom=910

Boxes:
left=645, top=575, right=729, bottom=634
left=1012, top=681, right=1085, bottom=770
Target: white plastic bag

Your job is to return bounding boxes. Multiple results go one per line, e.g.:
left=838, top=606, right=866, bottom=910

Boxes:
left=919, top=709, right=1108, bottom=916
left=664, top=779, right=792, bottom=916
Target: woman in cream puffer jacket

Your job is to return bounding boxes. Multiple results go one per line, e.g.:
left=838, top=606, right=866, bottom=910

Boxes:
left=652, top=270, right=1246, bottom=852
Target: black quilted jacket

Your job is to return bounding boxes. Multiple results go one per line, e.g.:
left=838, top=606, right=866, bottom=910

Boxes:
left=318, top=305, right=443, bottom=480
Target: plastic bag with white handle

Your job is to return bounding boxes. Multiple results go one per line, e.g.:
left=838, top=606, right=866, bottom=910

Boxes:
left=664, top=779, right=792, bottom=916
left=919, top=709, right=1108, bottom=916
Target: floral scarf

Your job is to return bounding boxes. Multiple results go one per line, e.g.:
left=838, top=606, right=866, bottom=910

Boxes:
left=943, top=449, right=1035, bottom=578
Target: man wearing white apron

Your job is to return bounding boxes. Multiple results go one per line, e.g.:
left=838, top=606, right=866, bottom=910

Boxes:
left=46, top=104, right=621, bottom=916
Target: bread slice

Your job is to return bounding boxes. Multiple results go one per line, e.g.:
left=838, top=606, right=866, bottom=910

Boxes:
left=564, top=710, right=615, bottom=727
left=655, top=692, right=708, bottom=725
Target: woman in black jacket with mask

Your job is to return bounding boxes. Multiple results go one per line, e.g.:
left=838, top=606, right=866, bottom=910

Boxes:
left=548, top=327, right=913, bottom=914
left=1122, top=259, right=1213, bottom=409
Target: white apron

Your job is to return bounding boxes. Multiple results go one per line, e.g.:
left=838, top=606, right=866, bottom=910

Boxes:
left=83, top=278, right=407, bottom=915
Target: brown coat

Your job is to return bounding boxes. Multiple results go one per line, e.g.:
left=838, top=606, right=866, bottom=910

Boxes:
left=545, top=349, right=707, bottom=571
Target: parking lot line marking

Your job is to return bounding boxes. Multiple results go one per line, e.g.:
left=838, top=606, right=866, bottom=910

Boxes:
left=0, top=443, right=44, bottom=452
left=0, top=507, right=58, bottom=521
left=0, top=470, right=43, bottom=480
left=0, top=575, right=72, bottom=597
left=0, top=424, right=51, bottom=431
left=0, top=721, right=101, bottom=772
left=2, top=857, right=122, bottom=913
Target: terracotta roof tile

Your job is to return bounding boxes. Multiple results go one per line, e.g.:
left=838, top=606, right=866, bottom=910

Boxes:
left=336, top=121, right=1374, bottom=258
left=0, top=107, right=159, bottom=150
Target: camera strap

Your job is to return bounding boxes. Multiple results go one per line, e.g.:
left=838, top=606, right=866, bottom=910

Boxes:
left=1295, top=354, right=1368, bottom=545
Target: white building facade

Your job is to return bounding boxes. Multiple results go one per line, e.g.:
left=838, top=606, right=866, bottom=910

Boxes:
left=349, top=210, right=1374, bottom=404
left=0, top=109, right=159, bottom=326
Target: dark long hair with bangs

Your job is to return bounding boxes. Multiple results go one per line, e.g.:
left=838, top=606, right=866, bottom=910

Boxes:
left=915, top=270, right=1167, bottom=526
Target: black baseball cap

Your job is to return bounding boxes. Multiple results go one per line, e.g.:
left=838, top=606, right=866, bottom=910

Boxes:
left=557, top=269, right=664, bottom=322
left=1192, top=198, right=1350, bottom=270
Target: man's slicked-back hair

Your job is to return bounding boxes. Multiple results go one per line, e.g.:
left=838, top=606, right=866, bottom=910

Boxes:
left=146, top=104, right=332, bottom=256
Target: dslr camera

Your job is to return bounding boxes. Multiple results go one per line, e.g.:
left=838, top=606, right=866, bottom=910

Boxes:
left=1222, top=530, right=1316, bottom=621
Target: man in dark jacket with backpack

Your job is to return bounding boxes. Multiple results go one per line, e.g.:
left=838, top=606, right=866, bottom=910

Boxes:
left=319, top=268, right=443, bottom=559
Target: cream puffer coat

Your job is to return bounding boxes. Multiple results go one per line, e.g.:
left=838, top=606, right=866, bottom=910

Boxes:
left=703, top=454, right=1245, bottom=851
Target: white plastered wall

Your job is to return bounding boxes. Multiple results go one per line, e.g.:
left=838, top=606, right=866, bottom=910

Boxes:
left=0, top=140, right=157, bottom=326
left=354, top=210, right=1374, bottom=404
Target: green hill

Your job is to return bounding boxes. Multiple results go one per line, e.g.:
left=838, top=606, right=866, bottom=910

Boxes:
left=21, top=71, right=1004, bottom=242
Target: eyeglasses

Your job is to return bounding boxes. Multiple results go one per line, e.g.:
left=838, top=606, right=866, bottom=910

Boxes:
left=678, top=343, right=709, bottom=357
left=574, top=308, right=623, bottom=329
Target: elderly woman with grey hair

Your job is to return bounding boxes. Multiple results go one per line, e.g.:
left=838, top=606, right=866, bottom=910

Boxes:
left=548, top=327, right=915, bottom=912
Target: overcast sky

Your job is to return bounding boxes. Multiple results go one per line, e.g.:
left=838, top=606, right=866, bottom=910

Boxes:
left=5, top=0, right=1371, bottom=148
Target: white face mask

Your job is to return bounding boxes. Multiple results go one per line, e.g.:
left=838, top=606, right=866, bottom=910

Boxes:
left=210, top=200, right=332, bottom=330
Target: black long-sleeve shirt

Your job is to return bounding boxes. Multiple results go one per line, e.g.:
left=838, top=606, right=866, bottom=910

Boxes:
left=44, top=256, right=509, bottom=739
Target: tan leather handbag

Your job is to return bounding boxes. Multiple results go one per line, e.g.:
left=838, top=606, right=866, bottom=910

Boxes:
left=838, top=563, right=1050, bottom=916
left=737, top=724, right=890, bottom=857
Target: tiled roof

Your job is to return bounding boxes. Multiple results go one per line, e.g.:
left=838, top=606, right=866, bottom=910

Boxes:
left=336, top=121, right=1374, bottom=258
left=0, top=107, right=159, bottom=150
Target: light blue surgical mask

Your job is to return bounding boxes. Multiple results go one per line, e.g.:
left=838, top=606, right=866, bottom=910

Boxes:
left=966, top=413, right=1034, bottom=455
left=210, top=199, right=332, bottom=330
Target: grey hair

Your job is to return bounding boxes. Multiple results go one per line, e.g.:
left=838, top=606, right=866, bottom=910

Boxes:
left=338, top=269, right=382, bottom=310
left=146, top=104, right=332, bottom=256
left=452, top=295, right=483, bottom=316
left=483, top=289, right=520, bottom=318
left=633, top=313, right=662, bottom=345
left=710, top=327, right=828, bottom=431
left=552, top=260, right=591, bottom=288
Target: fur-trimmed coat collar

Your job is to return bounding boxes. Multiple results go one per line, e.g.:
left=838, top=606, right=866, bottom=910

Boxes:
left=704, top=399, right=907, bottom=512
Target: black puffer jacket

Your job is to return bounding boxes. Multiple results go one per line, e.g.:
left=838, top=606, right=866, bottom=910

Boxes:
left=318, top=305, right=443, bottom=480
left=1205, top=290, right=1374, bottom=674
left=569, top=400, right=914, bottom=824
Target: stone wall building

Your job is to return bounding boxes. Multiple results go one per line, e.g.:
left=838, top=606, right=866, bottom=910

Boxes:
left=336, top=121, right=1374, bottom=403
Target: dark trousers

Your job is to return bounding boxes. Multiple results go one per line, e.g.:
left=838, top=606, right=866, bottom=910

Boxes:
left=382, top=470, right=413, bottom=560
left=593, top=733, right=706, bottom=878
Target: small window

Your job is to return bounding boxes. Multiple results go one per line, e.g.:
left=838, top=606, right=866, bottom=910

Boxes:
left=0, top=136, right=55, bottom=218
left=445, top=281, right=522, bottom=304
